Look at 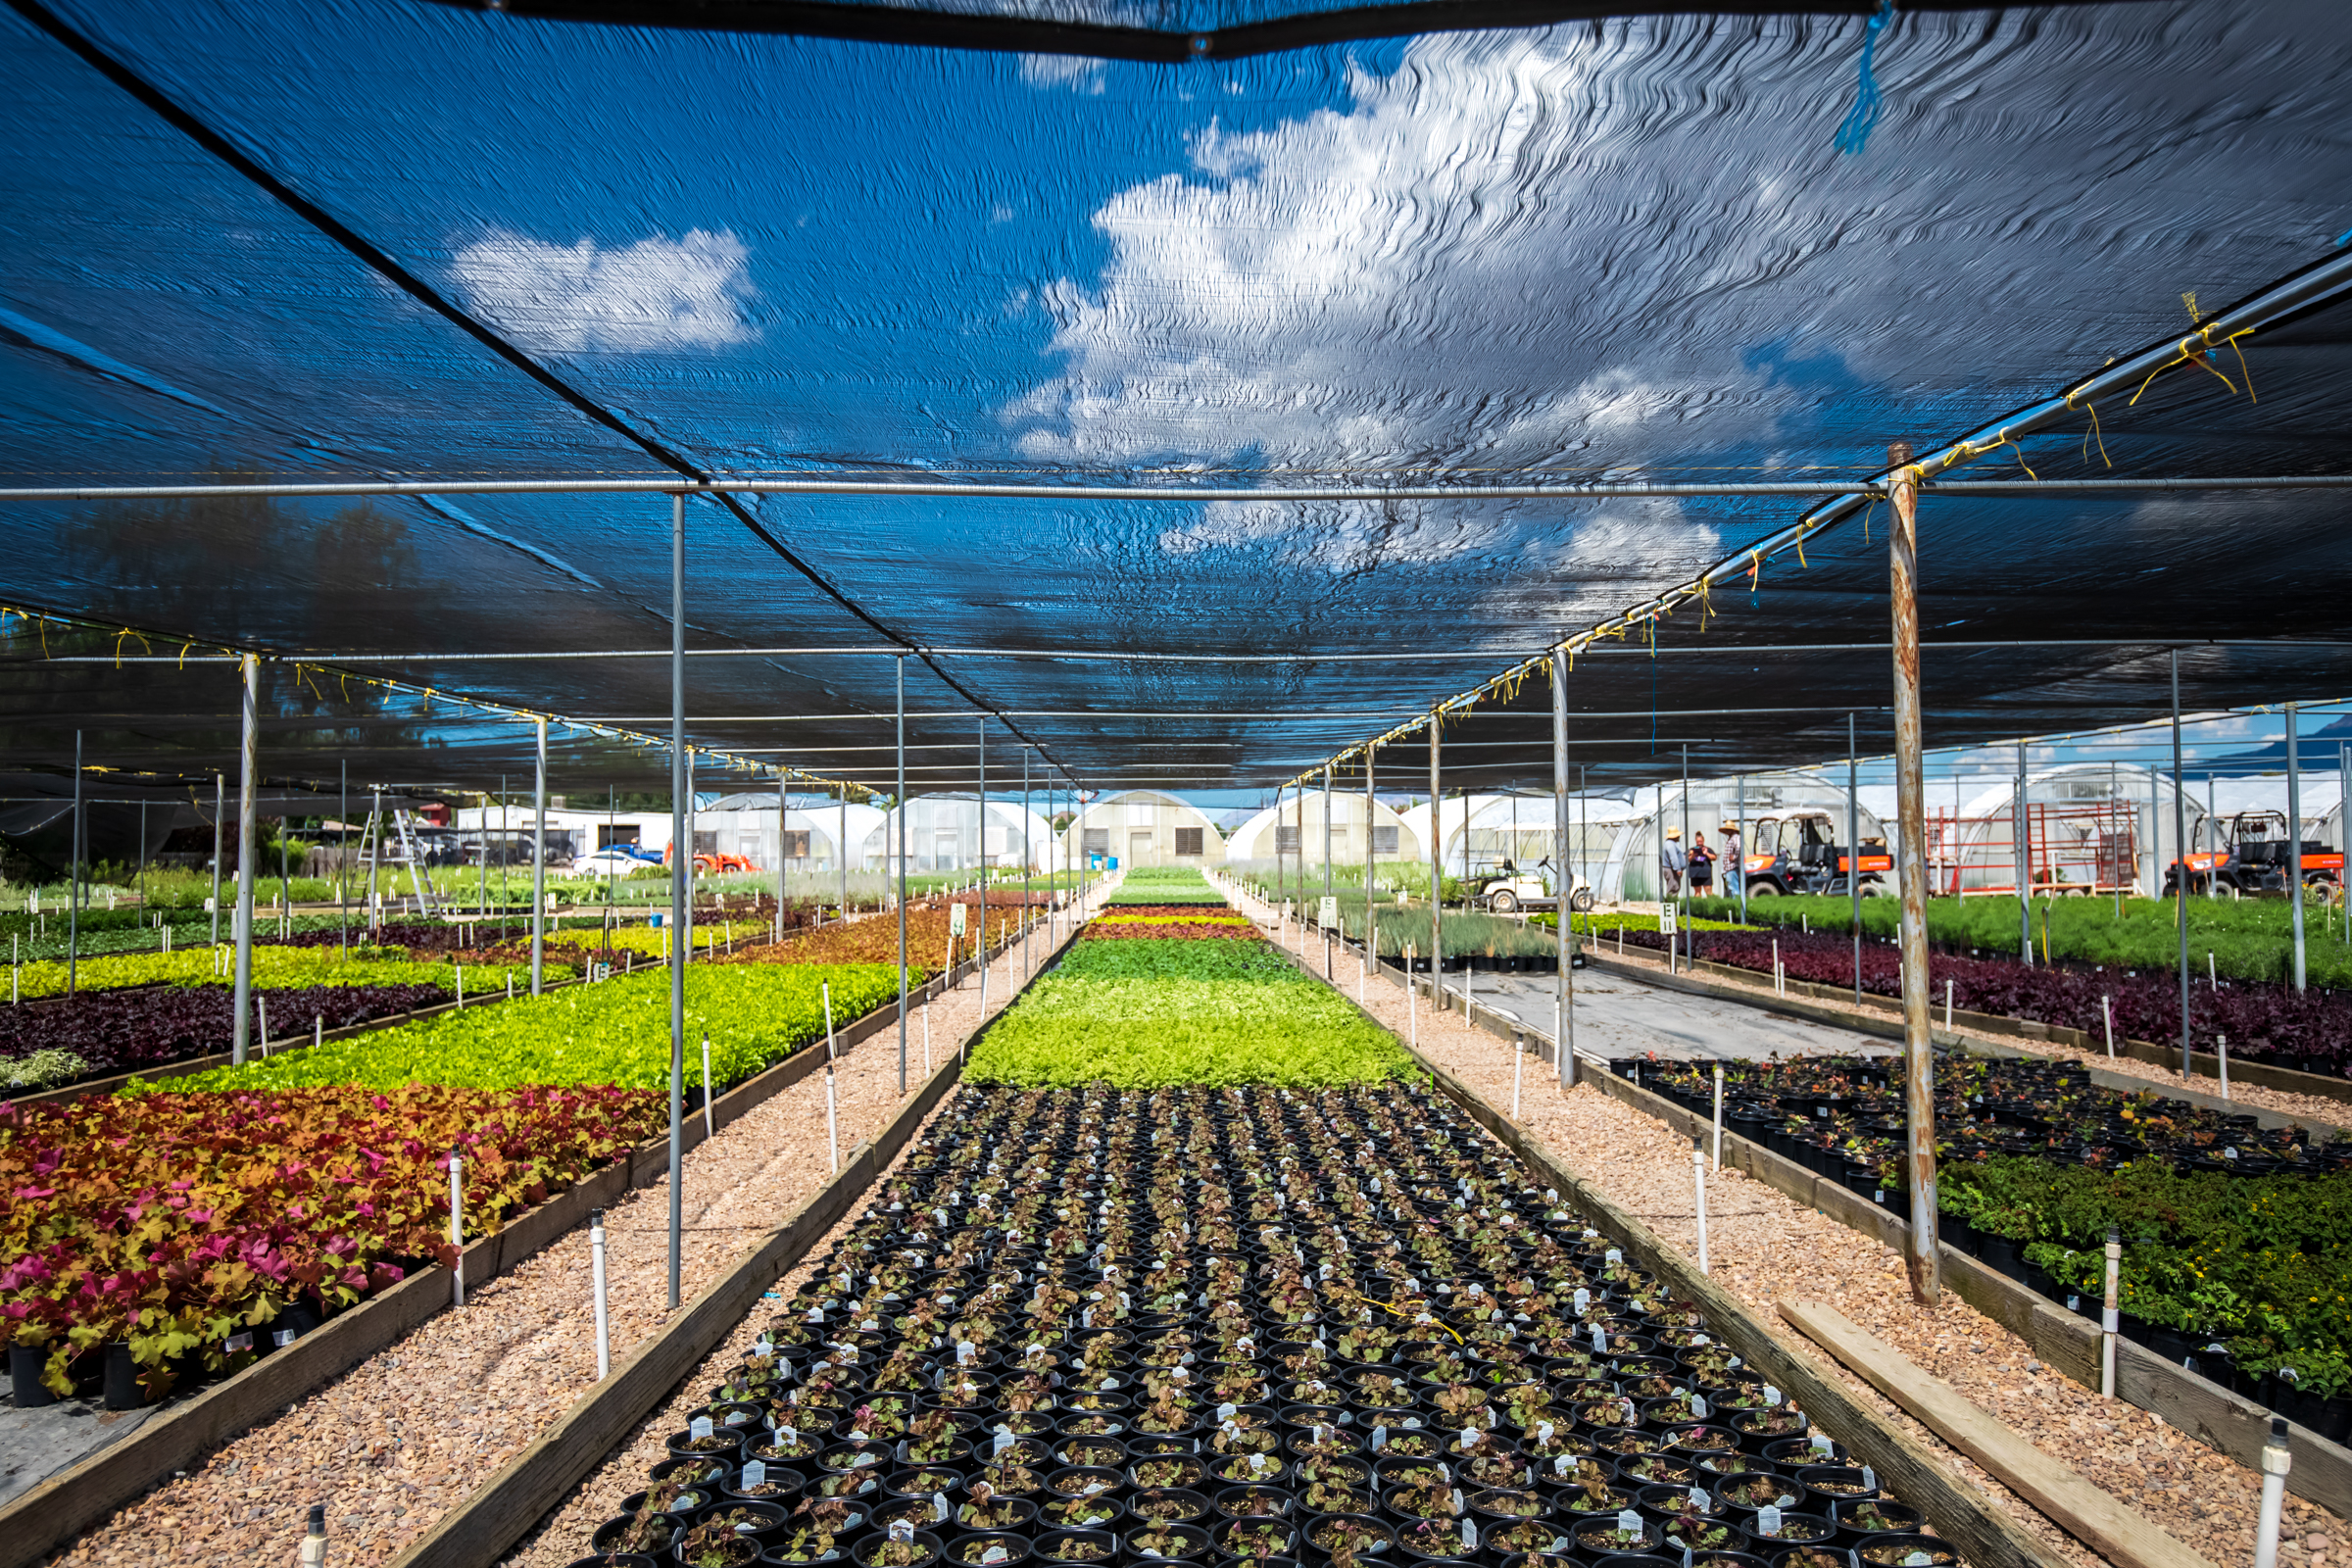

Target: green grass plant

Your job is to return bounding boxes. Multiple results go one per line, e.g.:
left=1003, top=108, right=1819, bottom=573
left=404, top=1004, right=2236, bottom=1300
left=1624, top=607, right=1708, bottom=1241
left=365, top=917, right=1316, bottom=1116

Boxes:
left=13, top=947, right=557, bottom=1001
left=177, top=962, right=902, bottom=1093
left=967, top=935, right=1409, bottom=1088
left=1687, top=891, right=2352, bottom=988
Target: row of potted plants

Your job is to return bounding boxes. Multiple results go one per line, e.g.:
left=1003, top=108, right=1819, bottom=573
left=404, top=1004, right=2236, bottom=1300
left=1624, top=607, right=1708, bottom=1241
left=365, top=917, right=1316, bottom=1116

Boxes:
left=0, top=980, right=455, bottom=1091
left=1638, top=1053, right=2352, bottom=1427
left=1613, top=924, right=2352, bottom=1079
left=1, top=1080, right=662, bottom=1403
left=573, top=1080, right=1957, bottom=1568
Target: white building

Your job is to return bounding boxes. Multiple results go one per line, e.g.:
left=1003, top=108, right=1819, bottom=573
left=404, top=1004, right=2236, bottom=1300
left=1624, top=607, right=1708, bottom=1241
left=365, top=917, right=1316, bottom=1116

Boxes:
left=865, top=794, right=1055, bottom=872
left=1226, top=792, right=1422, bottom=870
left=1063, top=789, right=1228, bottom=869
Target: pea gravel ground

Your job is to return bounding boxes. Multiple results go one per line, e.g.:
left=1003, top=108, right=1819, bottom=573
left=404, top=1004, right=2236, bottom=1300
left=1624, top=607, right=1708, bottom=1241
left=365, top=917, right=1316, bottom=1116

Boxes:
left=36, top=884, right=1111, bottom=1568
left=1223, top=885, right=2347, bottom=1568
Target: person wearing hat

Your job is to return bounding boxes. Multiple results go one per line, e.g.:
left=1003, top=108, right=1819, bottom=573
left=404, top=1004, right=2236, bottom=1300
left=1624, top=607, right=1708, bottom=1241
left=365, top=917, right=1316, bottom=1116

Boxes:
left=1660, top=825, right=1686, bottom=901
left=1720, top=820, right=1742, bottom=900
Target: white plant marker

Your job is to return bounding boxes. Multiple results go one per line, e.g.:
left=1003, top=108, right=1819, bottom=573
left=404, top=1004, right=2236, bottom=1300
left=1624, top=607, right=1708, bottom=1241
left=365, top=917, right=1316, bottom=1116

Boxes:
left=449, top=1148, right=466, bottom=1307
left=590, top=1206, right=611, bottom=1379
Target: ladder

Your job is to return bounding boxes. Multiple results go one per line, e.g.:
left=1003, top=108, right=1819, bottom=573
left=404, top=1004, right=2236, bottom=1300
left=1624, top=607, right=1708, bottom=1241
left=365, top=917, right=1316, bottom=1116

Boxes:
left=391, top=808, right=442, bottom=917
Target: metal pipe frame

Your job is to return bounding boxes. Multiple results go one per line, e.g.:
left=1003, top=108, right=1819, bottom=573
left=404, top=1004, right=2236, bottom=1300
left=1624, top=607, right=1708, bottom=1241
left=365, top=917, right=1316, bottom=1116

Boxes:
left=1551, top=648, right=1574, bottom=1089
left=1888, top=451, right=1938, bottom=1306
left=531, top=714, right=548, bottom=996
left=9, top=473, right=2352, bottom=504
left=666, top=492, right=686, bottom=1312
left=231, top=653, right=258, bottom=1064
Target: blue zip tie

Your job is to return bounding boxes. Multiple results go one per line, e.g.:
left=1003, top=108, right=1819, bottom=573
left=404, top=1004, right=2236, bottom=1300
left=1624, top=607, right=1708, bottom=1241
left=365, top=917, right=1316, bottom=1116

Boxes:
left=1834, top=0, right=1898, bottom=156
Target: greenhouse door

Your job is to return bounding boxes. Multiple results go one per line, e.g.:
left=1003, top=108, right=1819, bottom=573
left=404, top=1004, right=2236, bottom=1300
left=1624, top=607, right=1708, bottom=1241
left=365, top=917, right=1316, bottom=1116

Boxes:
left=1130, top=830, right=1153, bottom=865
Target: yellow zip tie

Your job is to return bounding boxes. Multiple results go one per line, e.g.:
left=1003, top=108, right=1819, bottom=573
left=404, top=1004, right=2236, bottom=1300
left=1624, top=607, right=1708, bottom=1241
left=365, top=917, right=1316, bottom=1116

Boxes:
left=1860, top=499, right=1875, bottom=545
left=2227, top=326, right=2257, bottom=403
left=1748, top=551, right=1763, bottom=594
left=1696, top=577, right=1714, bottom=630
left=1794, top=527, right=1809, bottom=570
left=2074, top=398, right=2111, bottom=469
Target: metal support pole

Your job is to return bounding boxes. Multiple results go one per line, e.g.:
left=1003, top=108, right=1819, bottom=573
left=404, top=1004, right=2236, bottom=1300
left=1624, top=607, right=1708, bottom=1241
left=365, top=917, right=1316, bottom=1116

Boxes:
left=1022, top=750, right=1032, bottom=980
left=1680, top=746, right=1691, bottom=973
left=976, top=721, right=987, bottom=1038
left=449, top=1149, right=466, bottom=1308
left=2174, top=653, right=2191, bottom=1078
left=667, top=491, right=686, bottom=1311
left=1428, top=716, right=1444, bottom=988
left=1323, top=762, right=1334, bottom=979
left=1365, top=743, right=1377, bottom=987
left=1552, top=647, right=1575, bottom=1088
left=1737, top=772, right=1747, bottom=924
left=1888, top=446, right=1938, bottom=1304
left=839, top=784, right=848, bottom=916
left=67, top=731, right=80, bottom=996
left=532, top=715, right=548, bottom=996
left=1712, top=1063, right=1724, bottom=1171
left=897, top=659, right=908, bottom=1096
left=1848, top=714, right=1861, bottom=1004
left=2016, top=742, right=2032, bottom=961
left=2288, top=704, right=2306, bottom=992
left=775, top=770, right=787, bottom=938
left=232, top=653, right=259, bottom=1064
left=338, top=761, right=349, bottom=956
left=210, top=771, right=223, bottom=947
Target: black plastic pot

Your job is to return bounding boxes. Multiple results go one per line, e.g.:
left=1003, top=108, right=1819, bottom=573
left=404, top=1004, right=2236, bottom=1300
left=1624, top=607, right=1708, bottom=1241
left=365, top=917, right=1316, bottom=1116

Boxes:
left=1849, top=1535, right=1958, bottom=1568
left=849, top=1528, right=944, bottom=1568
left=1027, top=1530, right=1115, bottom=1566
left=1120, top=1521, right=1211, bottom=1562
left=941, top=1536, right=1031, bottom=1568
left=10, top=1343, right=57, bottom=1409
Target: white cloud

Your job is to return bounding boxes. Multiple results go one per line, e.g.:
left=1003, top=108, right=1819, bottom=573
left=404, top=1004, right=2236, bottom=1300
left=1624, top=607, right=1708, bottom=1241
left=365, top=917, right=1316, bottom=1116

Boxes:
left=450, top=228, right=756, bottom=355
left=1020, top=54, right=1106, bottom=93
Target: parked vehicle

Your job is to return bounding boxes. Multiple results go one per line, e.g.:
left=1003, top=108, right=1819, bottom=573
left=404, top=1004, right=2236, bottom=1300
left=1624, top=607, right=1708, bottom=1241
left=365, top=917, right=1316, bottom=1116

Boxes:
left=2164, top=810, right=2344, bottom=896
left=1467, top=857, right=1595, bottom=914
left=1741, top=812, right=1891, bottom=898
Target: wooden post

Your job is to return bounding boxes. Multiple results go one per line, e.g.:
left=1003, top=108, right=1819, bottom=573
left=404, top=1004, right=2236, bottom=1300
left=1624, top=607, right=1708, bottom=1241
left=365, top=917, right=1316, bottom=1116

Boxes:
left=1888, top=441, right=1939, bottom=1305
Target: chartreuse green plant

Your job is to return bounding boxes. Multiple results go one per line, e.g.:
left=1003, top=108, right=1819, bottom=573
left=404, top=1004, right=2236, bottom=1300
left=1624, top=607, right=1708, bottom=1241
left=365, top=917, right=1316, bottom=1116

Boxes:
left=12, top=947, right=559, bottom=1001
left=180, top=963, right=903, bottom=1093
left=967, top=937, right=1408, bottom=1088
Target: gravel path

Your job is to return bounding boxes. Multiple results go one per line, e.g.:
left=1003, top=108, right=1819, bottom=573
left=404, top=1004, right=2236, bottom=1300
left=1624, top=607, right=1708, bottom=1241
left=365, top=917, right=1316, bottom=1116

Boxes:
left=1231, top=884, right=2348, bottom=1568
left=40, top=886, right=1112, bottom=1568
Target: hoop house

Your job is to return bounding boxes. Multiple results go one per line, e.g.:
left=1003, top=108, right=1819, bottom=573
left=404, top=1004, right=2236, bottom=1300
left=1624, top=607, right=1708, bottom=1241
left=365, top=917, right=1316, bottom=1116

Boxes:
left=867, top=793, right=1053, bottom=872
left=1063, top=788, right=1226, bottom=869
left=1225, top=793, right=1422, bottom=870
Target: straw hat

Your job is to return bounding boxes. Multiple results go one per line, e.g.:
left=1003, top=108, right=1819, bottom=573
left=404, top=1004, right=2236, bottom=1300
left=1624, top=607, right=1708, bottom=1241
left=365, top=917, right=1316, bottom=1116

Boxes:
left=1665, top=827, right=1682, bottom=840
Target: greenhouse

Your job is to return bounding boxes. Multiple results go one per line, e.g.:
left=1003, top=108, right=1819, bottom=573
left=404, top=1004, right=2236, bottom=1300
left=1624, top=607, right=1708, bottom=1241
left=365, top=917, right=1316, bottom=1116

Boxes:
left=6, top=2, right=2352, bottom=1567
left=1060, top=788, right=1228, bottom=869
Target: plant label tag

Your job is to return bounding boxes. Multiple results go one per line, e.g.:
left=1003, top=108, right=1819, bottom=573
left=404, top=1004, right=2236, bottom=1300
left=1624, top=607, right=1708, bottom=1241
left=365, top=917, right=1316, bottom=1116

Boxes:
left=1592, top=1325, right=1607, bottom=1353
left=808, top=1306, right=824, bottom=1322
left=1756, top=1505, right=1783, bottom=1537
left=1449, top=1490, right=1464, bottom=1516
left=958, top=1341, right=977, bottom=1365
left=982, top=1549, right=1008, bottom=1565
left=1535, top=1421, right=1554, bottom=1444
left=1861, top=1466, right=1878, bottom=1492
left=1690, top=1396, right=1708, bottom=1419
left=888, top=1520, right=914, bottom=1544
left=225, top=1331, right=252, bottom=1352
left=1217, top=1403, right=1238, bottom=1421
left=1904, top=1554, right=1934, bottom=1567
left=1762, top=1386, right=1781, bottom=1407
left=1553, top=1453, right=1571, bottom=1476
left=691, top=1417, right=715, bottom=1440
left=1810, top=1433, right=1835, bottom=1455
left=1573, top=1289, right=1591, bottom=1316
left=1370, top=1426, right=1388, bottom=1451
left=1691, top=1334, right=1709, bottom=1347
left=1617, top=1509, right=1642, bottom=1535
left=272, top=1327, right=298, bottom=1348
left=1459, top=1522, right=1477, bottom=1552
left=739, top=1459, right=770, bottom=1488
left=1605, top=1249, right=1622, bottom=1266
left=1687, top=1487, right=1708, bottom=1511
left=1681, top=1551, right=1693, bottom=1568
left=1460, top=1427, right=1480, bottom=1446
left=782, top=1424, right=799, bottom=1444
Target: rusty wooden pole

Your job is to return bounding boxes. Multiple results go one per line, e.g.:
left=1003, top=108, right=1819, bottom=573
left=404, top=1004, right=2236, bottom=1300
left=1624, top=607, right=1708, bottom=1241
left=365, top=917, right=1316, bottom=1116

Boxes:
left=1889, top=440, right=1939, bottom=1306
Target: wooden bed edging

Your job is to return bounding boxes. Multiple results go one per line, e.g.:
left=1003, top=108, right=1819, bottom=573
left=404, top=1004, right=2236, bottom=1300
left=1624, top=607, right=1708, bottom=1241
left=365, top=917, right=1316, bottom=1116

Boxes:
left=382, top=909, right=1092, bottom=1568
left=0, top=923, right=1057, bottom=1568
left=1573, top=1050, right=2352, bottom=1521
left=1408, top=1048, right=2068, bottom=1568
